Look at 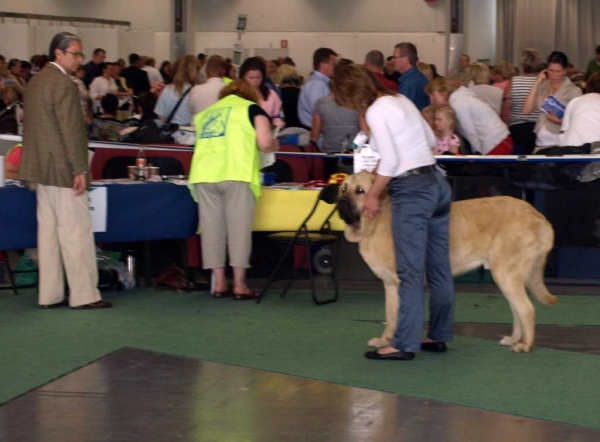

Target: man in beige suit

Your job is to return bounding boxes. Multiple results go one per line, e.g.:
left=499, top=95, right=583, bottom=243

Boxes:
left=19, top=32, right=112, bottom=309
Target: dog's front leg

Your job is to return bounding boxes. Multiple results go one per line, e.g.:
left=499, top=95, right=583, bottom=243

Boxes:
left=368, top=282, right=400, bottom=348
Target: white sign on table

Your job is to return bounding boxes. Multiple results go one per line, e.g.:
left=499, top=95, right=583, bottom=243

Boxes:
left=88, top=187, right=107, bottom=233
left=353, top=145, right=380, bottom=173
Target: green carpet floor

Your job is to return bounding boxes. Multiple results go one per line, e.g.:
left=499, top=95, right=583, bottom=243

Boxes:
left=0, top=288, right=599, bottom=429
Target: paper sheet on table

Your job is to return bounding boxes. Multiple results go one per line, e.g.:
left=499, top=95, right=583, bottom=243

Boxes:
left=88, top=187, right=107, bottom=232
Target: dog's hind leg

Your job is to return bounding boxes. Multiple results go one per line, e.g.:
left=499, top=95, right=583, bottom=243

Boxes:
left=493, top=269, right=535, bottom=353
left=368, top=282, right=399, bottom=348
left=498, top=301, right=522, bottom=347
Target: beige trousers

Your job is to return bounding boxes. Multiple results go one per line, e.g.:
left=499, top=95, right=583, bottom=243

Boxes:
left=195, top=181, right=255, bottom=269
left=36, top=184, right=101, bottom=307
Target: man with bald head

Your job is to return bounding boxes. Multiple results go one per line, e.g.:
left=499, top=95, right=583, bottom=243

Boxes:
left=365, top=50, right=398, bottom=91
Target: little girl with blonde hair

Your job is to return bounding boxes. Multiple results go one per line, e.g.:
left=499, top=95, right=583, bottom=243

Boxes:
left=433, top=105, right=461, bottom=155
left=421, top=104, right=438, bottom=135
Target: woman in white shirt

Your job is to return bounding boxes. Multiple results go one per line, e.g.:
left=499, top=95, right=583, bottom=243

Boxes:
left=89, top=62, right=118, bottom=114
left=426, top=77, right=513, bottom=155
left=332, top=63, right=454, bottom=362
left=559, top=73, right=600, bottom=146
left=469, top=62, right=503, bottom=114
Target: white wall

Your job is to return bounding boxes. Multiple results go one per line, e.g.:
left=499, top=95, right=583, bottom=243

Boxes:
left=195, top=0, right=447, bottom=33
left=193, top=0, right=449, bottom=77
left=1, top=0, right=172, bottom=31
left=0, top=0, right=173, bottom=61
left=464, top=0, right=497, bottom=64
left=196, top=32, right=447, bottom=78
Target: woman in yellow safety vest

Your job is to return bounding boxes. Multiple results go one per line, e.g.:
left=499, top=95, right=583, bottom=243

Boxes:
left=189, top=80, right=280, bottom=300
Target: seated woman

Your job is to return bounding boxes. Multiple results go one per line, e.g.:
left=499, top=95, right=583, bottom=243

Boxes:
left=0, top=84, right=21, bottom=134
left=6, top=59, right=26, bottom=95
left=89, top=62, right=119, bottom=114
left=426, top=77, right=513, bottom=155
left=559, top=73, right=600, bottom=146
left=523, top=51, right=582, bottom=152
left=189, top=80, right=280, bottom=300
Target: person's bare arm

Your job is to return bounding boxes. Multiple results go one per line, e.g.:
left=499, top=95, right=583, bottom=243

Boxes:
left=363, top=174, right=392, bottom=219
left=358, top=115, right=369, bottom=133
left=310, top=112, right=322, bottom=144
left=5, top=162, right=19, bottom=180
left=523, top=70, right=547, bottom=115
left=500, top=80, right=512, bottom=124
left=254, top=114, right=280, bottom=153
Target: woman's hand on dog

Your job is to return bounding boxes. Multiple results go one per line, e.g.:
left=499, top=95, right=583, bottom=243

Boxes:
left=363, top=193, right=380, bottom=219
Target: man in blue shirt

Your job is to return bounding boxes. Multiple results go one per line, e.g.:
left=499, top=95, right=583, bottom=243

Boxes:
left=393, top=42, right=430, bottom=111
left=297, top=47, right=337, bottom=128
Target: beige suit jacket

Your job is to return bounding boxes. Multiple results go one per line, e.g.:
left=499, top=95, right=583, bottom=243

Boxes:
left=19, top=63, right=89, bottom=189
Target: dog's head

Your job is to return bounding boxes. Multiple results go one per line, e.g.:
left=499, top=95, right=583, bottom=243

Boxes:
left=336, top=171, right=376, bottom=228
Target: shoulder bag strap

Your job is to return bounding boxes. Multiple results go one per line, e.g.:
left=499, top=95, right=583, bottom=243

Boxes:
left=165, top=86, right=193, bottom=124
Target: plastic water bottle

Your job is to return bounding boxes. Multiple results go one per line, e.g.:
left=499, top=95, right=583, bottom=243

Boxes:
left=126, top=250, right=136, bottom=288
left=136, top=146, right=147, bottom=182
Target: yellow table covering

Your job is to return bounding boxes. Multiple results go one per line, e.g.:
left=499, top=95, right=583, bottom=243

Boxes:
left=253, top=188, right=345, bottom=232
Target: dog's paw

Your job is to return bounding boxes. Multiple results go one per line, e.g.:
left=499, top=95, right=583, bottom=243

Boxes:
left=499, top=336, right=517, bottom=346
left=368, top=337, right=390, bottom=348
left=510, top=342, right=532, bottom=353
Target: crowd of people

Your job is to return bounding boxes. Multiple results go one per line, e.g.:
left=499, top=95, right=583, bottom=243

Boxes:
left=4, top=31, right=600, bottom=359
left=3, top=42, right=600, bottom=153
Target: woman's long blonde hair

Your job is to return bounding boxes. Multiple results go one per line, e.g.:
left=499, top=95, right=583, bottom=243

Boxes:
left=330, top=63, right=395, bottom=115
left=171, top=55, right=200, bottom=96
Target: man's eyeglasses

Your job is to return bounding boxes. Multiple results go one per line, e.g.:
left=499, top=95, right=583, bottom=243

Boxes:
left=66, top=51, right=86, bottom=60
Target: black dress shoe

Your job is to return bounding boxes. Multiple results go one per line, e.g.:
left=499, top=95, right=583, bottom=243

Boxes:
left=365, top=350, right=415, bottom=360
left=421, top=341, right=447, bottom=353
left=41, top=300, right=70, bottom=309
left=71, top=300, right=113, bottom=309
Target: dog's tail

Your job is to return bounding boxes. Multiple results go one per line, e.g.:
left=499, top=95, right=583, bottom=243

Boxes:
left=526, top=223, right=559, bottom=306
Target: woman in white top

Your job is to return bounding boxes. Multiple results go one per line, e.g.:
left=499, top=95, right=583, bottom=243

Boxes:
left=332, top=63, right=454, bottom=361
left=469, top=62, right=503, bottom=114
left=426, top=77, right=513, bottom=155
left=89, top=62, right=118, bottom=114
left=523, top=51, right=582, bottom=151
left=559, top=73, right=600, bottom=146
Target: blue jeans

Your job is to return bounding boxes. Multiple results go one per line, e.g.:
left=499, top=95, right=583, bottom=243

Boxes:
left=388, top=170, right=454, bottom=352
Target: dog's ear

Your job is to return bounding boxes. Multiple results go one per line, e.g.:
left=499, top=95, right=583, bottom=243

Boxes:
left=321, top=184, right=339, bottom=204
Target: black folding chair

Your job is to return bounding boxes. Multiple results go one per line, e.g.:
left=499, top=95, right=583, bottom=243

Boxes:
left=0, top=251, right=38, bottom=296
left=258, top=184, right=340, bottom=305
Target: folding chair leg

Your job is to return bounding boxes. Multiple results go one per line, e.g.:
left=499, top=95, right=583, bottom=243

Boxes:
left=304, top=239, right=338, bottom=306
left=258, top=238, right=296, bottom=304
left=1, top=251, right=18, bottom=296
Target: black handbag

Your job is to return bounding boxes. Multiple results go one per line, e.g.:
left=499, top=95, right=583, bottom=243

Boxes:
left=119, top=86, right=192, bottom=144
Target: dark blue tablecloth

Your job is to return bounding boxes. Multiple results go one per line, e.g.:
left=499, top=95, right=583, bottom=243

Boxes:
left=0, top=182, right=198, bottom=250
